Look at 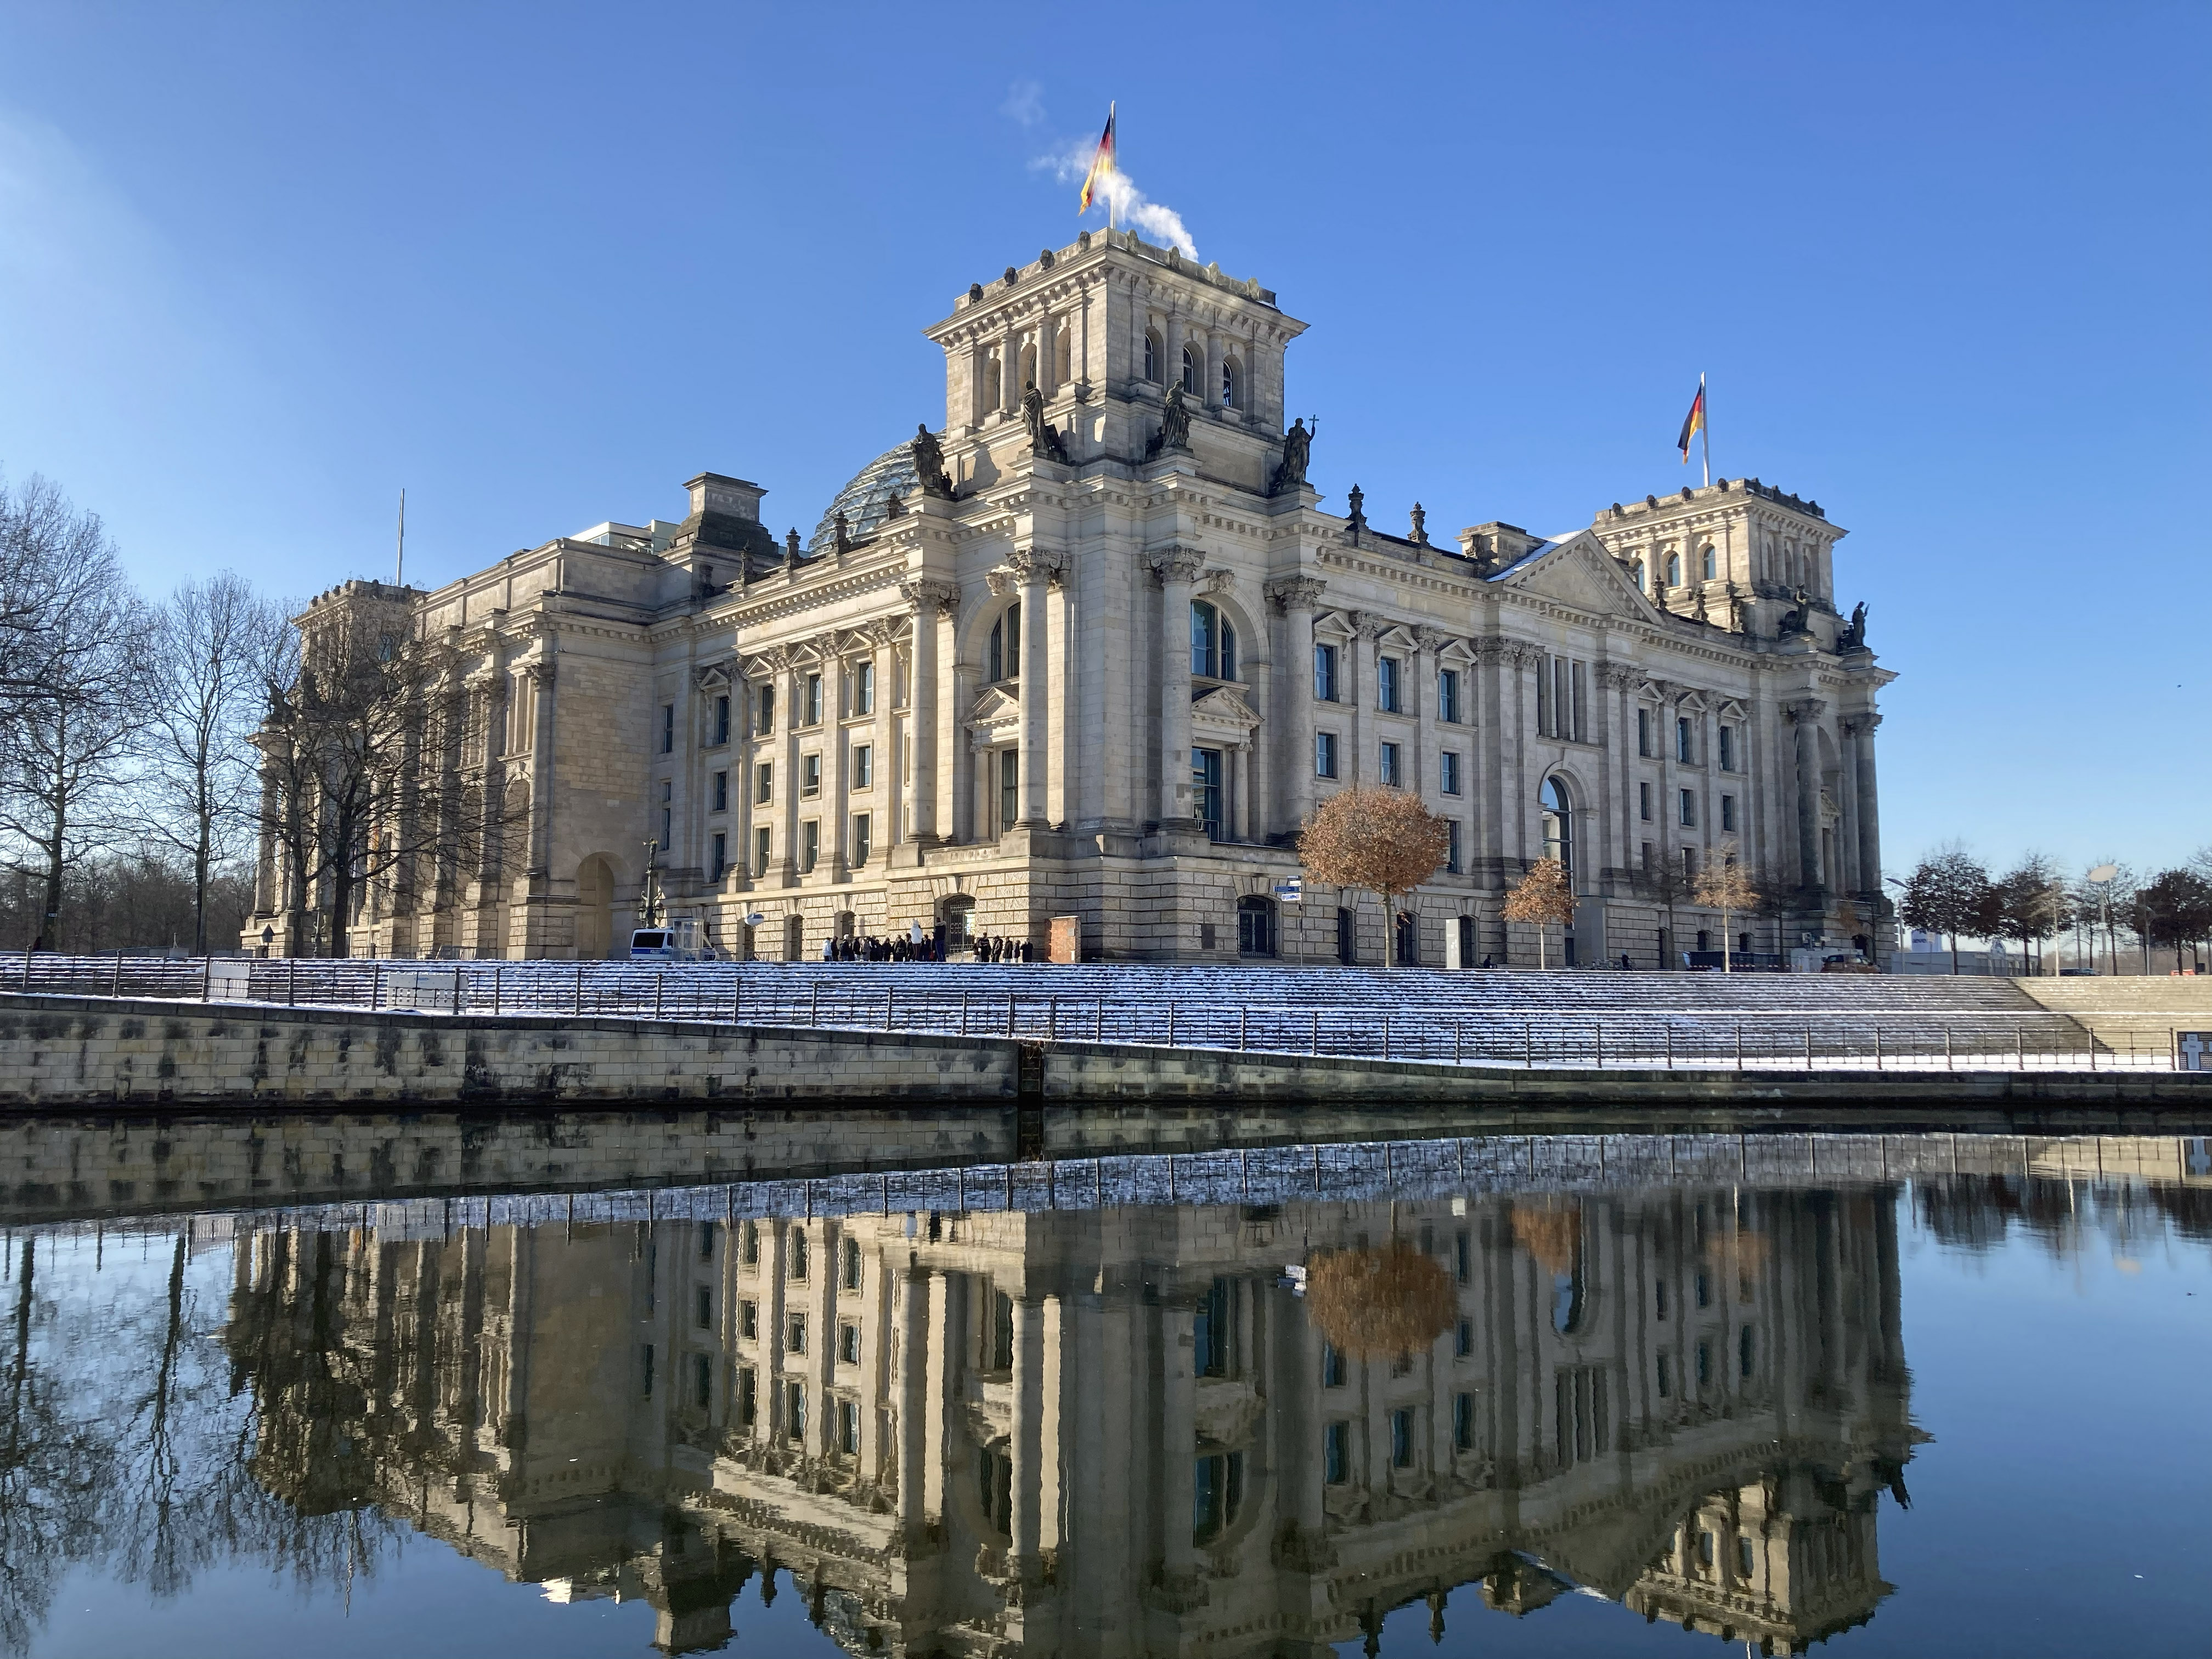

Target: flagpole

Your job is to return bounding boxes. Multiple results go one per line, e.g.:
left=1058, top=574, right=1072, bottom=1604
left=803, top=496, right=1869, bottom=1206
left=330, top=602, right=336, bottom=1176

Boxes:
left=396, top=488, right=405, bottom=585
left=1700, top=374, right=1711, bottom=488
left=1107, top=100, right=1117, bottom=233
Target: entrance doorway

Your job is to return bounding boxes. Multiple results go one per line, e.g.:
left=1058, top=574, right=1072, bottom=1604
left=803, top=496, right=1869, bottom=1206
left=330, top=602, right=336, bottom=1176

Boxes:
left=575, top=856, right=615, bottom=959
left=1336, top=906, right=1357, bottom=966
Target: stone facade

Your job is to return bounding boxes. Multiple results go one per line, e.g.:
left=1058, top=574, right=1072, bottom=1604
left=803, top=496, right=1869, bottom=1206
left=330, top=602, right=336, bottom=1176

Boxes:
left=247, top=230, right=1895, bottom=964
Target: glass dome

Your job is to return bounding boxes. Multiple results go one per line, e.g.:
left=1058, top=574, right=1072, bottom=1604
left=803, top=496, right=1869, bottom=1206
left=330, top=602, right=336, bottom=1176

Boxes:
left=809, top=440, right=925, bottom=554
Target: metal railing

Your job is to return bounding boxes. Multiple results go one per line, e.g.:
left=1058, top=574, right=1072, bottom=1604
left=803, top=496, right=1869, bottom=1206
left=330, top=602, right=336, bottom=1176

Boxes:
left=2, top=953, right=2186, bottom=1073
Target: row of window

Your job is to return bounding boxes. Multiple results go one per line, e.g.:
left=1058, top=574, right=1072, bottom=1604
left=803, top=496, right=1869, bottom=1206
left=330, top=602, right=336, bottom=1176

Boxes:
left=1629, top=544, right=1720, bottom=594
left=1141, top=329, right=1244, bottom=409
left=1637, top=781, right=1740, bottom=833
left=1312, top=645, right=1465, bottom=720
left=1637, top=708, right=1741, bottom=770
left=658, top=663, right=889, bottom=757
left=1321, top=1397, right=1481, bottom=1485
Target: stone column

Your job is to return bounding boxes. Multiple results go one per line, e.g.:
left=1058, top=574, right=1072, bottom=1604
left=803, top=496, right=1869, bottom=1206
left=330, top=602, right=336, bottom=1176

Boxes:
left=1009, top=548, right=1060, bottom=827
left=1787, top=698, right=1825, bottom=893
left=1850, top=712, right=1883, bottom=895
left=950, top=662, right=979, bottom=844
left=1411, top=627, right=1443, bottom=811
left=1150, top=546, right=1204, bottom=824
left=921, top=1269, right=953, bottom=1525
left=252, top=747, right=281, bottom=914
left=1231, top=745, right=1251, bottom=842
left=1265, top=577, right=1324, bottom=838
left=896, top=585, right=949, bottom=840
left=778, top=653, right=804, bottom=885
left=1159, top=1302, right=1198, bottom=1586
left=523, top=658, right=557, bottom=878
left=895, top=1265, right=928, bottom=1535
left=871, top=625, right=896, bottom=861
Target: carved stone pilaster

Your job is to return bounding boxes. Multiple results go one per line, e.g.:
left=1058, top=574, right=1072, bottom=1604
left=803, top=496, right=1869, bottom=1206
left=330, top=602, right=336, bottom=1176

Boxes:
left=1785, top=696, right=1827, bottom=724
left=1146, top=544, right=1204, bottom=586
left=897, top=575, right=957, bottom=616
left=1263, top=575, right=1326, bottom=612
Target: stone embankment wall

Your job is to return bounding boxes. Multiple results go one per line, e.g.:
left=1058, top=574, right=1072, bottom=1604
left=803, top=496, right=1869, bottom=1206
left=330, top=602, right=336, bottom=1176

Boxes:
left=2015, top=977, right=2212, bottom=1049
left=4, top=995, right=2211, bottom=1112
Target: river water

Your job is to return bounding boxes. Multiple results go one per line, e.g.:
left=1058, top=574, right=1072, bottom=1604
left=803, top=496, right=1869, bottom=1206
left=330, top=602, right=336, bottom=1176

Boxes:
left=0, top=1124, right=2205, bottom=1657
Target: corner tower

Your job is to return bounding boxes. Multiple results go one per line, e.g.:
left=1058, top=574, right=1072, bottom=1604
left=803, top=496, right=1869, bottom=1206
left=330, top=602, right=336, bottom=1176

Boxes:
left=923, top=229, right=1307, bottom=495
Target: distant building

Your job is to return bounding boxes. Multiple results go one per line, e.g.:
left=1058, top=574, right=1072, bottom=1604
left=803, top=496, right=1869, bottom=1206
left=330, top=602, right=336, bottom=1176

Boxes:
left=248, top=232, right=1894, bottom=963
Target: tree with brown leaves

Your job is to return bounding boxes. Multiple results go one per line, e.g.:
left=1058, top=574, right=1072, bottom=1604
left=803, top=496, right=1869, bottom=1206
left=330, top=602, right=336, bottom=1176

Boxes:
left=1305, top=1243, right=1455, bottom=1360
left=1503, top=856, right=1575, bottom=969
left=1692, top=842, right=1759, bottom=973
left=1299, top=786, right=1450, bottom=967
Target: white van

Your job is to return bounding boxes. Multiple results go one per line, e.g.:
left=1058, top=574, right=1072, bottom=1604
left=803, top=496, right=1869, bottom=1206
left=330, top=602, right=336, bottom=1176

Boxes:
left=629, top=919, right=715, bottom=962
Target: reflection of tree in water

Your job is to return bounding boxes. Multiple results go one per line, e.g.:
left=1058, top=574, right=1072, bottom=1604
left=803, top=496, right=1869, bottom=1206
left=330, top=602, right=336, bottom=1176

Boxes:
left=1305, top=1241, right=1454, bottom=1359
left=1915, top=1175, right=2208, bottom=1260
left=0, top=1232, right=402, bottom=1656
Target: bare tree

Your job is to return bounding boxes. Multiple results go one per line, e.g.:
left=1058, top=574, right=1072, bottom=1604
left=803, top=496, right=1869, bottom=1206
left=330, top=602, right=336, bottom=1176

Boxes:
left=1503, top=857, right=1576, bottom=969
left=1692, top=842, right=1759, bottom=973
left=0, top=515, right=147, bottom=950
left=1299, top=786, right=1452, bottom=968
left=142, top=575, right=295, bottom=953
left=1994, top=853, right=2070, bottom=976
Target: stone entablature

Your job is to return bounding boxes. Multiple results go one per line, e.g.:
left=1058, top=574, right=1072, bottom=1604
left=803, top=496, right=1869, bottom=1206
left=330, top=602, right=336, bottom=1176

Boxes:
left=248, top=234, right=1894, bottom=965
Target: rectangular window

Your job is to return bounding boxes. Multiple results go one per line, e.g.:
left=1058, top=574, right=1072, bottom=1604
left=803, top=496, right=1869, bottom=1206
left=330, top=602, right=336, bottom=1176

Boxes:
left=1314, top=642, right=1339, bottom=702
left=1639, top=781, right=1653, bottom=821
left=801, top=754, right=821, bottom=796
left=1657, top=1353, right=1672, bottom=1398
left=1447, top=820, right=1462, bottom=874
left=714, top=694, right=731, bottom=746
left=755, top=762, right=773, bottom=805
left=837, top=1397, right=860, bottom=1455
left=741, top=1222, right=759, bottom=1267
left=692, top=1352, right=712, bottom=1409
left=1679, top=789, right=1696, bottom=827
left=1377, top=656, right=1401, bottom=712
left=1681, top=845, right=1698, bottom=879
left=1721, top=794, right=1736, bottom=832
left=1638, top=708, right=1651, bottom=757
left=1322, top=1342, right=1346, bottom=1388
left=838, top=1323, right=861, bottom=1366
left=754, top=683, right=775, bottom=736
left=1193, top=748, right=1223, bottom=840
left=1391, top=1408, right=1414, bottom=1468
left=998, top=749, right=1019, bottom=832
left=787, top=1313, right=808, bottom=1355
left=840, top=1237, right=862, bottom=1290
left=1718, top=724, right=1736, bottom=771
left=852, top=660, right=874, bottom=715
left=1438, top=667, right=1461, bottom=724
left=1572, top=661, right=1587, bottom=742
left=1453, top=1392, right=1475, bottom=1451
left=1441, top=751, right=1462, bottom=795
left=1378, top=741, right=1400, bottom=786
left=753, top=827, right=771, bottom=877
left=699, top=1221, right=717, bottom=1261
left=1641, top=839, right=1654, bottom=871
left=1455, top=1231, right=1470, bottom=1283
left=1323, top=1420, right=1350, bottom=1485
left=660, top=779, right=672, bottom=850
left=1455, top=1318, right=1473, bottom=1358
left=789, top=1229, right=810, bottom=1280
left=851, top=743, right=872, bottom=788
left=713, top=770, right=729, bottom=812
left=740, top=1299, right=758, bottom=1340
left=694, top=1284, right=713, bottom=1329
left=640, top=1342, right=656, bottom=1399
left=800, top=820, right=819, bottom=872
left=737, top=1365, right=757, bottom=1427
left=1677, top=715, right=1694, bottom=764
left=661, top=703, right=675, bottom=754
left=786, top=1380, right=806, bottom=1441
left=1315, top=731, right=1338, bottom=778
left=710, top=833, right=726, bottom=882
left=850, top=812, right=871, bottom=866
left=804, top=673, right=823, bottom=726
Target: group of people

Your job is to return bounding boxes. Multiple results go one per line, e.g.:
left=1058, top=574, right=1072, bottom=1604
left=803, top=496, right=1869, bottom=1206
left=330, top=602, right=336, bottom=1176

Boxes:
left=967, top=934, right=1036, bottom=963
left=821, top=933, right=945, bottom=962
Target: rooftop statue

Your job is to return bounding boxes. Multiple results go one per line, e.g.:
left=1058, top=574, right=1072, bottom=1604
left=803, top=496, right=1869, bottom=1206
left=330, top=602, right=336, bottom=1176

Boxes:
left=1839, top=600, right=1869, bottom=651
left=1144, top=381, right=1192, bottom=460
left=910, top=423, right=954, bottom=499
left=1022, top=380, right=1069, bottom=464
left=1269, top=417, right=1312, bottom=495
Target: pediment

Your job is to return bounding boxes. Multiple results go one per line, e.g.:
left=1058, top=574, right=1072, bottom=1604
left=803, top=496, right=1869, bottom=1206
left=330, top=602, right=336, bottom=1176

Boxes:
left=1192, top=684, right=1261, bottom=731
left=970, top=685, right=1019, bottom=721
left=1500, top=531, right=1663, bottom=620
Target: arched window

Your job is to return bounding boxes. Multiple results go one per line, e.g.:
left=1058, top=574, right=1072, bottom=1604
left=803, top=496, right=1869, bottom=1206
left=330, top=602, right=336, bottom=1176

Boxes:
left=1237, top=895, right=1278, bottom=957
left=1181, top=346, right=1199, bottom=395
left=1221, top=357, right=1240, bottom=408
left=1665, top=551, right=1682, bottom=588
left=1190, top=600, right=1236, bottom=679
left=1541, top=777, right=1572, bottom=881
left=986, top=602, right=1022, bottom=684
left=1700, top=545, right=1717, bottom=581
left=941, top=894, right=975, bottom=949
left=1143, top=329, right=1162, bottom=383
left=983, top=351, right=1002, bottom=411
left=1053, top=330, right=1072, bottom=387
left=1018, top=342, right=1037, bottom=398
left=1630, top=560, right=1646, bottom=594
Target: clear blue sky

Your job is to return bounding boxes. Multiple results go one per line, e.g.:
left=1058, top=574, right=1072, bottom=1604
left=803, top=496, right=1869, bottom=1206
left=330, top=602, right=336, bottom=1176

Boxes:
left=2, top=2, right=2204, bottom=877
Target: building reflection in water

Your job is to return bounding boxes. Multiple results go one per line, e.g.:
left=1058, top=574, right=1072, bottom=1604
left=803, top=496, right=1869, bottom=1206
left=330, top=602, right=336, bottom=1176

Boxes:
left=224, top=1182, right=1916, bottom=1656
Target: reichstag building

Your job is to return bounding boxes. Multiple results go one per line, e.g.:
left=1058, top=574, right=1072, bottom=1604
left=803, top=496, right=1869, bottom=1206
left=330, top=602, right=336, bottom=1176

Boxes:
left=249, top=231, right=1894, bottom=964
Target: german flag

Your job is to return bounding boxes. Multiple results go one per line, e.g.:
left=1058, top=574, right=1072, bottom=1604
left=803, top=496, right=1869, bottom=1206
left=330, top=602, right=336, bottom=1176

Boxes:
left=1078, top=103, right=1115, bottom=215
left=1677, top=377, right=1706, bottom=464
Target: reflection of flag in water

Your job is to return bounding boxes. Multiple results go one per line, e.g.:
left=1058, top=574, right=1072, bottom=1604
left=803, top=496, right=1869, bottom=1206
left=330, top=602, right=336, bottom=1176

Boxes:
left=1078, top=103, right=1115, bottom=214
left=1677, top=376, right=1706, bottom=463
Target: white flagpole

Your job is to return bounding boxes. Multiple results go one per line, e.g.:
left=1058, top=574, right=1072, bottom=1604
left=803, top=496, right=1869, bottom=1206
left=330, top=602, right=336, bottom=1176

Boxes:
left=1700, top=373, right=1712, bottom=488
left=1107, top=100, right=1117, bottom=233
